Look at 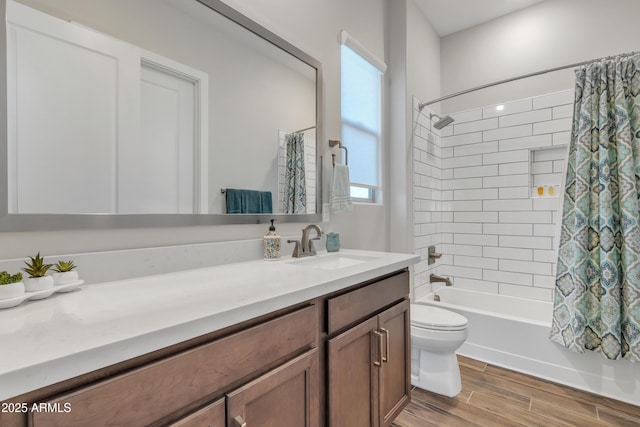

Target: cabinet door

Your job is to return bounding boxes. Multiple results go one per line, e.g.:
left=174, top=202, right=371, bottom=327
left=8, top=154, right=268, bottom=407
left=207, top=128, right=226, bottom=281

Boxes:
left=378, top=300, right=411, bottom=427
left=226, top=349, right=319, bottom=427
left=328, top=316, right=380, bottom=427
left=169, top=398, right=225, bottom=427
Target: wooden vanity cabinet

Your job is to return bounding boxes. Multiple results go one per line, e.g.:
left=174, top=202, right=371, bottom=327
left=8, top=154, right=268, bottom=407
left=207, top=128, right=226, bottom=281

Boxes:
left=29, top=304, right=318, bottom=427
left=4, top=268, right=412, bottom=427
left=326, top=271, right=411, bottom=427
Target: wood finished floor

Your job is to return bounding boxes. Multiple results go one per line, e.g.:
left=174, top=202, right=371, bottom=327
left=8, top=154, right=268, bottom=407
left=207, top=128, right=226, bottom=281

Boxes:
left=392, top=355, right=640, bottom=427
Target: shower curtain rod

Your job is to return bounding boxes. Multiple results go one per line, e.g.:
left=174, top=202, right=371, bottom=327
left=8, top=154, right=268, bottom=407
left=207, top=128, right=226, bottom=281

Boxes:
left=289, top=125, right=316, bottom=134
left=418, top=50, right=640, bottom=110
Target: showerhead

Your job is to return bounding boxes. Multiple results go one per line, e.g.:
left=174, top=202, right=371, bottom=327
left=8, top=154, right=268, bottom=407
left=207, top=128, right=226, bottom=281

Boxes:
left=431, top=114, right=455, bottom=130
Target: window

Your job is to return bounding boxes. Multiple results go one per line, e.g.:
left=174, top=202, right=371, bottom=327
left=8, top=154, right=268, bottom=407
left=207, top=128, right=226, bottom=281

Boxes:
left=340, top=32, right=384, bottom=203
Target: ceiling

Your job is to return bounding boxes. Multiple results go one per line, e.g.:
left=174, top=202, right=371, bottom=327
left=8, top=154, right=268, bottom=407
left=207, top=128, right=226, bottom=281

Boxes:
left=414, top=0, right=545, bottom=37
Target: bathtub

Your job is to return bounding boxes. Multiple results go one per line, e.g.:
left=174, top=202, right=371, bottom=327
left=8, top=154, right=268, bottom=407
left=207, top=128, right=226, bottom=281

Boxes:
left=415, top=288, right=640, bottom=405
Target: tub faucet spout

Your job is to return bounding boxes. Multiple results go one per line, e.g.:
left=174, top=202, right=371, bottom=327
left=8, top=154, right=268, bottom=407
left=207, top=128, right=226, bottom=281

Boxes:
left=430, top=274, right=452, bottom=286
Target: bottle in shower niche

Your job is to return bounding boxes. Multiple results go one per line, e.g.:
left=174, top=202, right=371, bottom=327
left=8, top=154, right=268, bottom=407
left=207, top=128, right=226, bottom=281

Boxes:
left=263, top=219, right=281, bottom=260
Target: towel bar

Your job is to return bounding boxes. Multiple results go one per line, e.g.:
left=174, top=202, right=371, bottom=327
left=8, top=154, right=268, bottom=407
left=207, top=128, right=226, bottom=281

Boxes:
left=329, top=140, right=348, bottom=167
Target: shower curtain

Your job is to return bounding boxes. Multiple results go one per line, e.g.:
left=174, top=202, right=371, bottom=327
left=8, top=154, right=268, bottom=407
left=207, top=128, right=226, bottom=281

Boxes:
left=550, top=53, right=640, bottom=363
left=283, top=132, right=307, bottom=214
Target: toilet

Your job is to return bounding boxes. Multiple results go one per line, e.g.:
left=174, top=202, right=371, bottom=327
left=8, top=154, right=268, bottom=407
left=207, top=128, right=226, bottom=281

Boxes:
left=410, top=303, right=469, bottom=397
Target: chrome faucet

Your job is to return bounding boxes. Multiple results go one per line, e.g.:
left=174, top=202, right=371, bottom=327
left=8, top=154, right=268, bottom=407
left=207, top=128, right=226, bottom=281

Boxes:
left=288, top=224, right=323, bottom=258
left=430, top=274, right=452, bottom=286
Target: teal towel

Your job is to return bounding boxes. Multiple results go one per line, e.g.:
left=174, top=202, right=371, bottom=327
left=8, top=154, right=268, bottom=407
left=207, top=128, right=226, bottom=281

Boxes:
left=225, top=189, right=272, bottom=214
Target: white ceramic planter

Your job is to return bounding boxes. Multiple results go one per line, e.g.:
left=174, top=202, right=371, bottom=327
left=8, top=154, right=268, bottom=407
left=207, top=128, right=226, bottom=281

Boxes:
left=53, top=271, right=79, bottom=285
left=23, top=276, right=54, bottom=292
left=0, top=281, right=25, bottom=299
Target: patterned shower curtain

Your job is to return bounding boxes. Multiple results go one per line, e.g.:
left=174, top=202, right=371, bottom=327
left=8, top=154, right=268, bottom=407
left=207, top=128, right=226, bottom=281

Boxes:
left=550, top=53, right=640, bottom=363
left=283, top=132, right=307, bottom=214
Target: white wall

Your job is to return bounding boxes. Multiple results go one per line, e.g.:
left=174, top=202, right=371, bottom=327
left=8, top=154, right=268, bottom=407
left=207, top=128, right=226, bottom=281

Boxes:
left=388, top=0, right=441, bottom=257
left=394, top=0, right=442, bottom=296
left=387, top=0, right=408, bottom=254
left=0, top=0, right=388, bottom=261
left=0, top=0, right=6, bottom=230
left=440, top=0, right=640, bottom=112
left=407, top=0, right=440, bottom=109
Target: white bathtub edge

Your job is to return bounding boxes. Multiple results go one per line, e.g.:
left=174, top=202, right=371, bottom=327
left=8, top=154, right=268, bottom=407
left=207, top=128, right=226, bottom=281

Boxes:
left=457, top=342, right=639, bottom=407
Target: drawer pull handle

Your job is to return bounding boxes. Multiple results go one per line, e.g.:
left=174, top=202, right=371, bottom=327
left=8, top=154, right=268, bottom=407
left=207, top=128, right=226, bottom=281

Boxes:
left=380, top=327, right=389, bottom=363
left=233, top=415, right=247, bottom=427
left=372, top=330, right=383, bottom=367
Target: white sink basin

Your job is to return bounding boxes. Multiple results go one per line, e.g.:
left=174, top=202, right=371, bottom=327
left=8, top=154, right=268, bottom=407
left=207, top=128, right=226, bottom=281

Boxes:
left=287, top=253, right=380, bottom=270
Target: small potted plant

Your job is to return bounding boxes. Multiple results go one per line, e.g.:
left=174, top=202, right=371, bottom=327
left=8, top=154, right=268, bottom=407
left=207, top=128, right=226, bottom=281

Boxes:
left=0, top=271, right=24, bottom=299
left=52, top=260, right=79, bottom=285
left=22, top=252, right=54, bottom=292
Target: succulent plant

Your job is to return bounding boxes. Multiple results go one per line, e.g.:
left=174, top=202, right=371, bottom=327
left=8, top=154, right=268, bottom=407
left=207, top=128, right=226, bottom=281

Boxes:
left=0, top=271, right=22, bottom=285
left=22, top=252, right=53, bottom=278
left=53, top=260, right=77, bottom=273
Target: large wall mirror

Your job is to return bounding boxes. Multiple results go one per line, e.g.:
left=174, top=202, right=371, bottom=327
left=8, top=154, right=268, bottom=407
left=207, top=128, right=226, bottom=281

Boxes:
left=0, top=0, right=323, bottom=230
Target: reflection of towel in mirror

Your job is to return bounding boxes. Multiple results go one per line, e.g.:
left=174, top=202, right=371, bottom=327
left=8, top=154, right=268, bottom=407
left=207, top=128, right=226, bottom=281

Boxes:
left=225, top=189, right=273, bottom=214
left=330, top=164, right=353, bottom=213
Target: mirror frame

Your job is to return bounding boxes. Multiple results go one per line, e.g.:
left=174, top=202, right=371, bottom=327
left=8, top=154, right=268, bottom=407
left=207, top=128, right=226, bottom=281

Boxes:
left=0, top=0, right=323, bottom=231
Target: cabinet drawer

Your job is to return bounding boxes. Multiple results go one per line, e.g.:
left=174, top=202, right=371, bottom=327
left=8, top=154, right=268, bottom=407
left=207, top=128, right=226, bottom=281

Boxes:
left=31, top=305, right=317, bottom=427
left=327, top=271, right=408, bottom=335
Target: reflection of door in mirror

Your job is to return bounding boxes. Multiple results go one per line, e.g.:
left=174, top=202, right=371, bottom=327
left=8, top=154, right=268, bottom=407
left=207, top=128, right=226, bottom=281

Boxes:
left=119, top=61, right=207, bottom=214
left=6, top=0, right=208, bottom=214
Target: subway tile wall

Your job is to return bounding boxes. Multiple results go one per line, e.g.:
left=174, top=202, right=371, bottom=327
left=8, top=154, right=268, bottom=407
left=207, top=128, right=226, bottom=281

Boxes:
left=413, top=90, right=574, bottom=302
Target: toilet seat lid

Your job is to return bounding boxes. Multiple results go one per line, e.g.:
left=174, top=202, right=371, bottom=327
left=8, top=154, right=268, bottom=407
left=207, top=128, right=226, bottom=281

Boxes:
left=411, top=304, right=468, bottom=331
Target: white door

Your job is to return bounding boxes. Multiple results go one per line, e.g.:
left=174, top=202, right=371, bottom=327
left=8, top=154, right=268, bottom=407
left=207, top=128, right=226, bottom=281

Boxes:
left=6, top=0, right=139, bottom=213
left=118, top=64, right=197, bottom=213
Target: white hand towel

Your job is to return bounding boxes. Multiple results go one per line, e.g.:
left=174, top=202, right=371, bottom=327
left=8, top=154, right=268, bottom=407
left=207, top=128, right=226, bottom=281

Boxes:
left=330, top=164, right=353, bottom=213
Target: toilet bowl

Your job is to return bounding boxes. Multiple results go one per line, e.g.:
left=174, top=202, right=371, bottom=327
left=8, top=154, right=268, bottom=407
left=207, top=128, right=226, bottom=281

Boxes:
left=410, top=303, right=469, bottom=397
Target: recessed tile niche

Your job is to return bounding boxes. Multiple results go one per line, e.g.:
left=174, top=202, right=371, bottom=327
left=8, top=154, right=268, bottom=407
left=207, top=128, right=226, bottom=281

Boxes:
left=529, top=146, right=567, bottom=198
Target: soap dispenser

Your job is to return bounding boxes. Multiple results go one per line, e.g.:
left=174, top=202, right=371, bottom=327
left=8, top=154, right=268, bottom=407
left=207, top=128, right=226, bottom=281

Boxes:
left=263, top=219, right=281, bottom=260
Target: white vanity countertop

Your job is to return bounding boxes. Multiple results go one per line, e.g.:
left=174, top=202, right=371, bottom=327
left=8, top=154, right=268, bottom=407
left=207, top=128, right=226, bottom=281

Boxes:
left=0, top=249, right=419, bottom=401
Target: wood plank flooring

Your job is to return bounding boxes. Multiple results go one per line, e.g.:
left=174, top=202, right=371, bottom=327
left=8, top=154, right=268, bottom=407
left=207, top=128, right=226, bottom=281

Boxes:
left=392, top=355, right=640, bottom=427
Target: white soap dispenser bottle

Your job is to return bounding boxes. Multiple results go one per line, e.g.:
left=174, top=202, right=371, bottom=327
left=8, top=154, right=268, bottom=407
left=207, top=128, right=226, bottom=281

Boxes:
left=263, top=219, right=281, bottom=260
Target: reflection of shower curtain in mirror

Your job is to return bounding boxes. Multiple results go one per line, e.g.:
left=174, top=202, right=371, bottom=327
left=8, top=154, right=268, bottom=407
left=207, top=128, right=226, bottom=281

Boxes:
left=283, top=132, right=307, bottom=214
left=550, top=53, right=640, bottom=363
